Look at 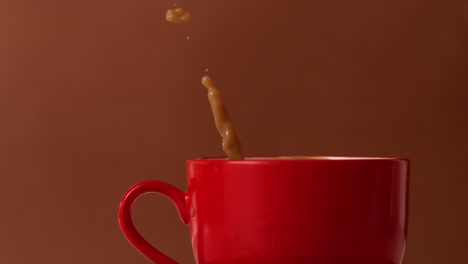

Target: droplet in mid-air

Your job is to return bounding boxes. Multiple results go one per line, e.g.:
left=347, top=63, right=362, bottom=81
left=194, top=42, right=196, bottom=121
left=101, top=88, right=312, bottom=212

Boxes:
left=166, top=8, right=191, bottom=23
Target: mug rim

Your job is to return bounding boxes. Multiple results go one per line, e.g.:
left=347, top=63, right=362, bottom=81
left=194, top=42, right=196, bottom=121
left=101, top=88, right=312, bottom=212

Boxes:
left=188, top=155, right=409, bottom=162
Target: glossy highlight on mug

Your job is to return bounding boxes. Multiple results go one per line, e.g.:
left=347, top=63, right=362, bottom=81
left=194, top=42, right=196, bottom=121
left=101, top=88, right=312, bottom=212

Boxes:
left=198, top=155, right=408, bottom=160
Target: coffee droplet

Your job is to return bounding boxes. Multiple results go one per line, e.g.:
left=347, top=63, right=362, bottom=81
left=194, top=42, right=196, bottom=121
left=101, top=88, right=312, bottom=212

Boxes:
left=202, top=76, right=244, bottom=160
left=186, top=36, right=190, bottom=40
left=166, top=8, right=192, bottom=23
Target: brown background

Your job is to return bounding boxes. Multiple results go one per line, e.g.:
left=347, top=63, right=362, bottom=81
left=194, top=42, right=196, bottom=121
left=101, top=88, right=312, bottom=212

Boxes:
left=0, top=0, right=466, bottom=263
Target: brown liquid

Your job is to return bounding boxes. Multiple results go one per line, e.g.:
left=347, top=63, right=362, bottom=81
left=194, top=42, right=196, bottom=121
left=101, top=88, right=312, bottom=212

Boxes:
left=164, top=9, right=243, bottom=159
left=202, top=76, right=244, bottom=160
left=166, top=8, right=192, bottom=23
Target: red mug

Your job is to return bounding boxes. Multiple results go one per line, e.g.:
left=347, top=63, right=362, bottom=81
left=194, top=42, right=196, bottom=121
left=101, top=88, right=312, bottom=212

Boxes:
left=119, top=156, right=409, bottom=264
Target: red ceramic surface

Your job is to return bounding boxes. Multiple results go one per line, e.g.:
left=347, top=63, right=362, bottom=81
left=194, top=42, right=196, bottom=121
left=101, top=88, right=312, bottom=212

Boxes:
left=119, top=156, right=409, bottom=264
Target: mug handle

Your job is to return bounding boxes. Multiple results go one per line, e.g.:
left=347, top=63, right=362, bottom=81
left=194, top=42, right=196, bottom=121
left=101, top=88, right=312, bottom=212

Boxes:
left=118, top=180, right=189, bottom=264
